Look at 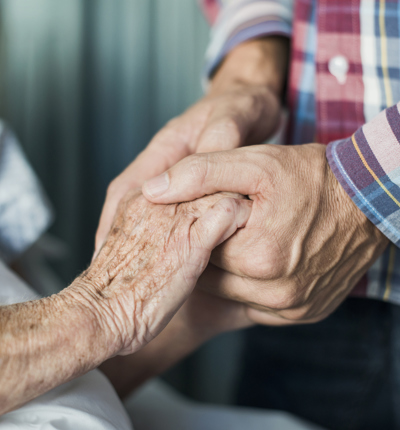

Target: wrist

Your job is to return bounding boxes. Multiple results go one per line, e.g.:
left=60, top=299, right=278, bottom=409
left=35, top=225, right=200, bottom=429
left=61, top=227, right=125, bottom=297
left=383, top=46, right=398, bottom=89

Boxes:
left=0, top=287, right=114, bottom=414
left=323, top=146, right=389, bottom=250
left=58, top=281, right=120, bottom=362
left=209, top=37, right=289, bottom=98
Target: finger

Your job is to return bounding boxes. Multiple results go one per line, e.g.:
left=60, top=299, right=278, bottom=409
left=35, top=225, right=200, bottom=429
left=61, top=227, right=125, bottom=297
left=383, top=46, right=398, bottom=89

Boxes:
left=94, top=133, right=190, bottom=256
left=195, top=85, right=280, bottom=154
left=197, top=263, right=267, bottom=304
left=197, top=266, right=323, bottom=326
left=198, top=264, right=298, bottom=311
left=179, top=198, right=252, bottom=288
left=245, top=308, right=322, bottom=326
left=152, top=198, right=253, bottom=329
left=197, top=264, right=291, bottom=326
left=142, top=146, right=264, bottom=204
left=195, top=116, right=243, bottom=154
left=192, top=198, right=253, bottom=251
left=198, top=265, right=337, bottom=326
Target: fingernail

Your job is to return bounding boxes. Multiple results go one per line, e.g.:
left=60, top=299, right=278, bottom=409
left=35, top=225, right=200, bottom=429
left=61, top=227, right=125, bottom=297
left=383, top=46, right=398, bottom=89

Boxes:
left=143, top=173, right=169, bottom=197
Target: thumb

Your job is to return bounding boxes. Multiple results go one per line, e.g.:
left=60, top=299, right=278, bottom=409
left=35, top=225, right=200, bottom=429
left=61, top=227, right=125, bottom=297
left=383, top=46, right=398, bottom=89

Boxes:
left=142, top=147, right=260, bottom=204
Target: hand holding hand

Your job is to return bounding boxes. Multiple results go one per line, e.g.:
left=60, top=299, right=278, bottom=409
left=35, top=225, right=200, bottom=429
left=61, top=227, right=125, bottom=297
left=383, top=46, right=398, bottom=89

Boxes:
left=95, top=38, right=288, bottom=255
left=73, top=191, right=252, bottom=356
left=1, top=190, right=251, bottom=415
left=142, top=144, right=389, bottom=325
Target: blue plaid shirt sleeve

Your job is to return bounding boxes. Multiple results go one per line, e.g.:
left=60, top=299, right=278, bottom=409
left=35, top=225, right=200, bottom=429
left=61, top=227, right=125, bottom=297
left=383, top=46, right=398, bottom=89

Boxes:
left=327, top=103, right=400, bottom=247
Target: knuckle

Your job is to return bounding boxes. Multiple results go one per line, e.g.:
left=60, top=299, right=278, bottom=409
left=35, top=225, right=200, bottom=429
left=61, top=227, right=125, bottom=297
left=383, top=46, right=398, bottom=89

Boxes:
left=186, top=153, right=209, bottom=183
left=237, top=150, right=270, bottom=192
left=240, top=90, right=259, bottom=108
left=240, top=251, right=285, bottom=280
left=202, top=117, right=242, bottom=151
left=280, top=306, right=310, bottom=321
left=261, top=283, right=299, bottom=311
left=214, top=197, right=238, bottom=215
left=216, top=118, right=242, bottom=144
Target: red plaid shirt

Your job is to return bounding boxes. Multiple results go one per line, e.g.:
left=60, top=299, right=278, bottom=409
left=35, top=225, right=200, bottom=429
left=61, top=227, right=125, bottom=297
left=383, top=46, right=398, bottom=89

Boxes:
left=201, top=0, right=400, bottom=304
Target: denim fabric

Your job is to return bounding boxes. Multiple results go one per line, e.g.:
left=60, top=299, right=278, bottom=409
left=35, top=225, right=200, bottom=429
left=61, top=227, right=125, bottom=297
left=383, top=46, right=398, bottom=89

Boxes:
left=237, top=298, right=398, bottom=430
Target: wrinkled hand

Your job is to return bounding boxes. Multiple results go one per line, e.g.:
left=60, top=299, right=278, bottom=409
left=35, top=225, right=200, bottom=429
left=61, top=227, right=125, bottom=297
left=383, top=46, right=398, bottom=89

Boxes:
left=72, top=191, right=252, bottom=356
left=142, top=144, right=389, bottom=325
left=95, top=84, right=280, bottom=256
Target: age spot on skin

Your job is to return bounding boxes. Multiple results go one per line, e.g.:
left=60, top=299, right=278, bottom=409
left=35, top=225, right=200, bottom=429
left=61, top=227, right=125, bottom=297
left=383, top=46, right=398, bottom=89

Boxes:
left=95, top=289, right=106, bottom=299
left=122, top=275, right=134, bottom=285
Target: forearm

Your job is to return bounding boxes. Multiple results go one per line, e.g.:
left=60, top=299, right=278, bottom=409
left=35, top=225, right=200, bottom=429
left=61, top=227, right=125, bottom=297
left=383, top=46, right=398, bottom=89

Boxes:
left=209, top=37, right=289, bottom=98
left=0, top=285, right=110, bottom=415
left=1, top=192, right=249, bottom=414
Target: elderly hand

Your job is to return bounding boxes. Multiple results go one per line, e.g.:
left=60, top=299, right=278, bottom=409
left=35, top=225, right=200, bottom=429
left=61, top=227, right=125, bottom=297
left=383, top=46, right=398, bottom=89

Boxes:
left=94, top=38, right=288, bottom=255
left=142, top=144, right=389, bottom=325
left=73, top=191, right=252, bottom=355
left=1, top=191, right=251, bottom=415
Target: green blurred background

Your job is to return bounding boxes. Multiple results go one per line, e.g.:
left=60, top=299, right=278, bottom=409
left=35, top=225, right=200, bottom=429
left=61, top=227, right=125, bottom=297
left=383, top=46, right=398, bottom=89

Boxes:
left=0, top=0, right=245, bottom=405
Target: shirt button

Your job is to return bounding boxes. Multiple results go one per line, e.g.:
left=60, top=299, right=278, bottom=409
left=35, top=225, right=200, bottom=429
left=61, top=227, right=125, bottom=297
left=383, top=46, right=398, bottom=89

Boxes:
left=328, top=55, right=349, bottom=85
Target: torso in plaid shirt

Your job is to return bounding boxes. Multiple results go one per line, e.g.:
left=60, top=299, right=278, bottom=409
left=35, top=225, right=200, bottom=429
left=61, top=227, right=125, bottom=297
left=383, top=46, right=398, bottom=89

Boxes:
left=201, top=0, right=400, bottom=305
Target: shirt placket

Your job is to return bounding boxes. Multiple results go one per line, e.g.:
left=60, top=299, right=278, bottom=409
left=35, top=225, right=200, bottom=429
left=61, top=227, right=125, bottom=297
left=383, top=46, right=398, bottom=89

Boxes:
left=315, top=0, right=365, bottom=145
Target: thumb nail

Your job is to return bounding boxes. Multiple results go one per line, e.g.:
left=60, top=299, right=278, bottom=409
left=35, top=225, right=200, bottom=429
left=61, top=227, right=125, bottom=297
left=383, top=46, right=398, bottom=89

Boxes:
left=143, top=173, right=170, bottom=198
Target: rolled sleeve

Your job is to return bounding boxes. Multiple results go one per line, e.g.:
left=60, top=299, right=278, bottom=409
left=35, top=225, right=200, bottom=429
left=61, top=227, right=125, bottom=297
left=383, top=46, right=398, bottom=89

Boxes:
left=202, top=0, right=294, bottom=80
left=327, top=103, right=400, bottom=247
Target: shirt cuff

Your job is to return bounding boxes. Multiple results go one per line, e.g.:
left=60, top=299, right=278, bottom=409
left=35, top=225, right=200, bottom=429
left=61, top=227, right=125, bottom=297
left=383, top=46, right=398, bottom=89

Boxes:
left=326, top=103, right=400, bottom=247
left=203, top=0, right=293, bottom=82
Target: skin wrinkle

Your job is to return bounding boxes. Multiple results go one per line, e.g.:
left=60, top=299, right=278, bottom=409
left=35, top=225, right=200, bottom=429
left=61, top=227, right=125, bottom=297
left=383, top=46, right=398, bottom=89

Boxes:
left=90, top=192, right=239, bottom=351
left=151, top=143, right=387, bottom=326
left=95, top=195, right=142, bottom=270
left=95, top=37, right=289, bottom=259
left=2, top=188, right=253, bottom=415
left=62, top=287, right=116, bottom=347
left=107, top=240, right=144, bottom=284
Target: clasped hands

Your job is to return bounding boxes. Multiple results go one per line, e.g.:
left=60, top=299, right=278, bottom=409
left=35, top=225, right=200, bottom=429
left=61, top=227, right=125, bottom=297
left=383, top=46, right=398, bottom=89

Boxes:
left=79, top=191, right=253, bottom=357
left=96, top=143, right=386, bottom=338
left=2, top=38, right=389, bottom=415
left=96, top=84, right=388, bottom=331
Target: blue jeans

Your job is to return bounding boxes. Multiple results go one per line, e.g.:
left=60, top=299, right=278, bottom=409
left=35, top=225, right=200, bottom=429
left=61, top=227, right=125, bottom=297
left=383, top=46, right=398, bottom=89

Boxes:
left=237, top=298, right=400, bottom=429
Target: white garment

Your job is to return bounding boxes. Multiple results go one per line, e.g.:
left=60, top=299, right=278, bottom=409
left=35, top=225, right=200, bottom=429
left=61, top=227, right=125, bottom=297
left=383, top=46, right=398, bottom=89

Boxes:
left=0, top=260, right=133, bottom=430
left=0, top=123, right=53, bottom=263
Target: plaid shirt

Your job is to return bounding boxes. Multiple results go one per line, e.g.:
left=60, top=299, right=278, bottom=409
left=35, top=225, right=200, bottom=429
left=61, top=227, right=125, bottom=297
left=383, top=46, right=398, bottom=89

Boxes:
left=201, top=0, right=400, bottom=305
